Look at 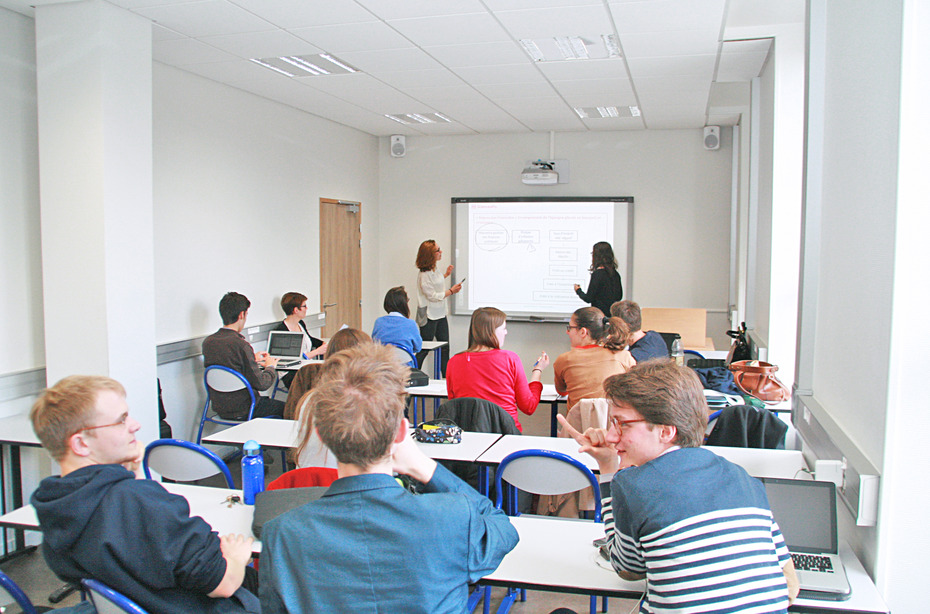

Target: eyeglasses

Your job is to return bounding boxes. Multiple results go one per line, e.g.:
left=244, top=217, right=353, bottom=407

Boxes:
left=79, top=414, right=130, bottom=433
left=566, top=325, right=581, bottom=332
left=608, top=416, right=647, bottom=433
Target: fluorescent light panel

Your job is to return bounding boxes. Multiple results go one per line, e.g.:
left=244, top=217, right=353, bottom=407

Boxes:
left=520, top=34, right=621, bottom=62
left=574, top=106, right=639, bottom=119
left=251, top=53, right=359, bottom=77
left=385, top=113, right=452, bottom=125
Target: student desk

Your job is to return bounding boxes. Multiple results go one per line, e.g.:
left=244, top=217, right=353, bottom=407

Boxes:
left=486, top=516, right=889, bottom=613
left=0, top=482, right=263, bottom=555
left=0, top=414, right=41, bottom=563
left=420, top=340, right=447, bottom=378
left=407, top=380, right=566, bottom=434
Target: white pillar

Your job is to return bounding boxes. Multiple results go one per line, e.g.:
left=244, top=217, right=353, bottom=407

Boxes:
left=35, top=0, right=157, bottom=441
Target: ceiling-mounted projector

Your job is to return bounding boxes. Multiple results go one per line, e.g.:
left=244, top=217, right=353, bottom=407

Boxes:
left=522, top=160, right=558, bottom=185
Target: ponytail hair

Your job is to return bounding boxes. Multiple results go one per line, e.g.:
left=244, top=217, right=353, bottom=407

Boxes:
left=573, top=306, right=630, bottom=352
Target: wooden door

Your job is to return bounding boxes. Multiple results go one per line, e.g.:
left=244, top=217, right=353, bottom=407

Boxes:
left=320, top=198, right=361, bottom=336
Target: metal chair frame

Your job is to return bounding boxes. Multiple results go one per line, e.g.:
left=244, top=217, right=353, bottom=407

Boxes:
left=142, top=438, right=235, bottom=488
left=82, top=579, right=149, bottom=614
left=196, top=365, right=256, bottom=445
left=0, top=570, right=39, bottom=614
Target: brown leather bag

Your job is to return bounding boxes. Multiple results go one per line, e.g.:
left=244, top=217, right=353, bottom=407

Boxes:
left=728, top=360, right=790, bottom=404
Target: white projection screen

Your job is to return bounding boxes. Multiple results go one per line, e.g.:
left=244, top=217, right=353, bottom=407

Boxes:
left=451, top=197, right=634, bottom=321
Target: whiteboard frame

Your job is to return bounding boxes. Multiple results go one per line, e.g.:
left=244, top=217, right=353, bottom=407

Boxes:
left=450, top=196, right=634, bottom=322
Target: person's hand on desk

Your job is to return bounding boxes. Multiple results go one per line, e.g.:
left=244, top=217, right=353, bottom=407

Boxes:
left=209, top=534, right=254, bottom=598
left=260, top=354, right=279, bottom=368
left=391, top=419, right=437, bottom=484
left=557, top=414, right=621, bottom=477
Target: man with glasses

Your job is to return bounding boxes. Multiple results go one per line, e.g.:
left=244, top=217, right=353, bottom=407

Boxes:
left=30, top=375, right=259, bottom=613
left=559, top=360, right=799, bottom=613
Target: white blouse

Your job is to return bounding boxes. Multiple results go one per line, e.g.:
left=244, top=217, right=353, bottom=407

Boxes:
left=417, top=269, right=448, bottom=321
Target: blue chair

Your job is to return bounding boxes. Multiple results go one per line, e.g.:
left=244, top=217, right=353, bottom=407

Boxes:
left=486, top=449, right=604, bottom=614
left=196, top=365, right=256, bottom=445
left=0, top=570, right=43, bottom=614
left=82, top=579, right=149, bottom=614
left=384, top=341, right=417, bottom=368
left=143, top=439, right=235, bottom=488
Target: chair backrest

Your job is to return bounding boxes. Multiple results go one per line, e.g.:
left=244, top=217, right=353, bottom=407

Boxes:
left=435, top=397, right=520, bottom=435
left=268, top=467, right=338, bottom=490
left=0, top=570, right=38, bottom=614
left=82, top=579, right=149, bottom=614
left=143, top=439, right=235, bottom=488
left=197, top=366, right=256, bottom=443
left=495, top=449, right=602, bottom=521
left=385, top=342, right=417, bottom=368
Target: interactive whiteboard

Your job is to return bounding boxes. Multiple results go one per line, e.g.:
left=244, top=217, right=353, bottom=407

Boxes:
left=451, top=197, right=633, bottom=321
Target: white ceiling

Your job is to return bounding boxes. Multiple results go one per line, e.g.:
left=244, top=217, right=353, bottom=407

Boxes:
left=1, top=0, right=804, bottom=137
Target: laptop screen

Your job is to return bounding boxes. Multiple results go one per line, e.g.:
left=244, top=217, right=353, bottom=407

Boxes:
left=267, top=331, right=303, bottom=358
left=761, top=478, right=838, bottom=555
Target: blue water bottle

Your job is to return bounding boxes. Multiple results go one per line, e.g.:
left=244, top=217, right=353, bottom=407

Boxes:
left=241, top=439, right=265, bottom=505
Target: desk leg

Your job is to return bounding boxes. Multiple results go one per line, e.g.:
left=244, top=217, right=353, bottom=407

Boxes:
left=0, top=444, right=37, bottom=564
left=550, top=401, right=559, bottom=437
left=433, top=348, right=442, bottom=380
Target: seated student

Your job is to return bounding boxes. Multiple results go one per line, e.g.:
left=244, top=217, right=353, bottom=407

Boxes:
left=371, top=286, right=422, bottom=366
left=553, top=306, right=635, bottom=410
left=274, top=291, right=328, bottom=388
left=558, top=361, right=799, bottom=613
left=290, top=327, right=372, bottom=468
left=610, top=300, right=669, bottom=363
left=259, top=343, right=518, bottom=614
left=203, top=291, right=284, bottom=419
left=30, top=376, right=259, bottom=613
left=446, top=307, right=549, bottom=432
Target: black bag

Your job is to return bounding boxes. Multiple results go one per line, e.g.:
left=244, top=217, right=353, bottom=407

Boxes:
left=725, top=322, right=752, bottom=365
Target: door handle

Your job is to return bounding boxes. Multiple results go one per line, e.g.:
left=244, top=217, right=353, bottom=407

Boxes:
left=323, top=302, right=338, bottom=309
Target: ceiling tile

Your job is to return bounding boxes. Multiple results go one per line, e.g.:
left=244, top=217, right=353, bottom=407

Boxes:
left=198, top=30, right=323, bottom=59
left=474, top=81, right=559, bottom=100
left=338, top=48, right=443, bottom=73
left=372, top=68, right=465, bottom=90
left=536, top=59, right=628, bottom=81
left=388, top=13, right=511, bottom=47
left=301, top=74, right=427, bottom=115
left=152, top=23, right=186, bottom=42
left=355, top=0, right=487, bottom=20
left=484, top=0, right=604, bottom=11
left=493, top=5, right=613, bottom=40
left=178, top=58, right=286, bottom=85
left=227, top=0, right=376, bottom=29
left=608, top=0, right=726, bottom=34
left=290, top=22, right=414, bottom=53
left=551, top=79, right=636, bottom=106
left=404, top=85, right=485, bottom=106
left=626, top=55, right=716, bottom=79
left=452, top=63, right=547, bottom=85
left=133, top=1, right=275, bottom=38
left=520, top=114, right=588, bottom=131
left=619, top=29, right=720, bottom=58
left=582, top=116, right=646, bottom=131
left=423, top=41, right=528, bottom=67
left=154, top=37, right=238, bottom=65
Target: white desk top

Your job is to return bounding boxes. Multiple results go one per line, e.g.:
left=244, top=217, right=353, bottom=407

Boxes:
left=485, top=516, right=888, bottom=613
left=421, top=341, right=447, bottom=350
left=476, top=434, right=599, bottom=472
left=0, top=413, right=41, bottom=447
left=408, top=380, right=563, bottom=403
left=410, top=430, right=502, bottom=462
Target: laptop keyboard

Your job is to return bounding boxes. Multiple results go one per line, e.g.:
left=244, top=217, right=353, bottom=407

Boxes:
left=792, top=553, right=835, bottom=573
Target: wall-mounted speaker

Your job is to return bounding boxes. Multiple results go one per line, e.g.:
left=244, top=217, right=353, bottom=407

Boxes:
left=703, top=126, right=720, bottom=150
left=390, top=134, right=406, bottom=158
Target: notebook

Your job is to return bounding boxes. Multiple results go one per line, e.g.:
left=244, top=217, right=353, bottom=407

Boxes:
left=267, top=331, right=304, bottom=366
left=761, top=477, right=852, bottom=601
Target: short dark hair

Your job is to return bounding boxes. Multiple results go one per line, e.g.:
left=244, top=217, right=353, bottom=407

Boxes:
left=383, top=286, right=410, bottom=318
left=590, top=241, right=617, bottom=272
left=415, top=240, right=439, bottom=272
left=219, top=292, right=250, bottom=325
left=603, top=360, right=707, bottom=448
left=311, top=343, right=408, bottom=469
left=281, top=292, right=307, bottom=316
left=611, top=300, right=642, bottom=333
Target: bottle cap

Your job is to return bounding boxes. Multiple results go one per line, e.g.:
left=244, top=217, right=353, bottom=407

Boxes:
left=244, top=439, right=260, bottom=455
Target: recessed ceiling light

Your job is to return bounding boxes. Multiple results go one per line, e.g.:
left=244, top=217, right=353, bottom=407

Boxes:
left=574, top=106, right=637, bottom=119
left=519, top=35, right=621, bottom=62
left=251, top=53, right=359, bottom=77
left=385, top=113, right=452, bottom=125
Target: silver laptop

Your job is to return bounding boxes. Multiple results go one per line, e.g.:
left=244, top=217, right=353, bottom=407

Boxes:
left=761, top=478, right=852, bottom=601
left=266, top=331, right=303, bottom=366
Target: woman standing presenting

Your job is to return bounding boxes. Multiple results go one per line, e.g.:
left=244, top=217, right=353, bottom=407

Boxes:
left=574, top=241, right=623, bottom=317
left=446, top=307, right=549, bottom=432
left=415, top=240, right=461, bottom=376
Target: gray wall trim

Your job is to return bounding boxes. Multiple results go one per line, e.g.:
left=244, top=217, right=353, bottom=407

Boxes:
left=0, top=368, right=47, bottom=403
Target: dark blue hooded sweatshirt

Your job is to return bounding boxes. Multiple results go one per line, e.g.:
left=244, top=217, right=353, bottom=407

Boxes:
left=31, top=464, right=258, bottom=613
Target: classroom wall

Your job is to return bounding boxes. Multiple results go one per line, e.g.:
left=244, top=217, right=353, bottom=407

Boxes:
left=0, top=7, right=43, bottom=384
left=152, top=64, right=380, bottom=438
left=376, top=129, right=733, bottom=434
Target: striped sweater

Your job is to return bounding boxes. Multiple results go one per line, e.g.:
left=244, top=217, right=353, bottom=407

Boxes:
left=603, top=447, right=790, bottom=613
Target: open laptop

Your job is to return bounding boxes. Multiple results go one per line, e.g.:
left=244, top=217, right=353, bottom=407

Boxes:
left=266, top=331, right=303, bottom=367
left=761, top=477, right=852, bottom=601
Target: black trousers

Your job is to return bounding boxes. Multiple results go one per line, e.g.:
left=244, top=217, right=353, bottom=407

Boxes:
left=417, top=316, right=450, bottom=377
